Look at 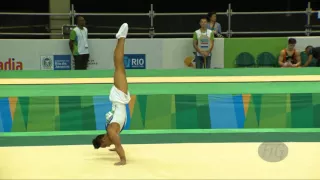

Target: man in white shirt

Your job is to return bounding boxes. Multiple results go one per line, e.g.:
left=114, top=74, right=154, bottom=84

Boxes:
left=69, top=16, right=90, bottom=70
left=193, top=17, right=215, bottom=69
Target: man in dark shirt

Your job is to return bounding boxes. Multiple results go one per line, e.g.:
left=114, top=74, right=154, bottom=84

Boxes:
left=304, top=46, right=320, bottom=67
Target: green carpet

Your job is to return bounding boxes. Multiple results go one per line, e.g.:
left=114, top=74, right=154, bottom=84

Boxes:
left=1, top=129, right=320, bottom=147
left=2, top=68, right=320, bottom=78
left=2, top=82, right=320, bottom=97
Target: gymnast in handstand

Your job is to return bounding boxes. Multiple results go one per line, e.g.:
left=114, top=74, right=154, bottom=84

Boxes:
left=92, top=23, right=130, bottom=166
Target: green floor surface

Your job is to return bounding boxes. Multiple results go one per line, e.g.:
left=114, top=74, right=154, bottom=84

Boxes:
left=2, top=82, right=320, bottom=97
left=1, top=129, right=320, bottom=146
left=1, top=68, right=320, bottom=78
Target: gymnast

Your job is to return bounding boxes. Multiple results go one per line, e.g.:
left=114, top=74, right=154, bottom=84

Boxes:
left=92, top=23, right=130, bottom=166
left=278, top=38, right=301, bottom=68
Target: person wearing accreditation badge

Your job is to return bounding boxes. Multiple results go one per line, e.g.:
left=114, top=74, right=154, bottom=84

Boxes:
left=193, top=17, right=215, bottom=69
left=69, top=16, right=90, bottom=70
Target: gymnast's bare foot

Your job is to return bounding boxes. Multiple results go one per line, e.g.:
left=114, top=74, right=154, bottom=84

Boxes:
left=109, top=148, right=116, bottom=151
left=114, top=158, right=126, bottom=166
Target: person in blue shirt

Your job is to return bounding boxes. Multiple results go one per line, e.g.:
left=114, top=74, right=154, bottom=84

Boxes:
left=207, top=12, right=222, bottom=37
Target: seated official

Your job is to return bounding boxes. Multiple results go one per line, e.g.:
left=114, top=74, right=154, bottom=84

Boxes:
left=303, top=46, right=320, bottom=67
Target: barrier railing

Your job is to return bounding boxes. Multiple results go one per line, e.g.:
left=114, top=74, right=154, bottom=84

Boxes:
left=0, top=2, right=319, bottom=38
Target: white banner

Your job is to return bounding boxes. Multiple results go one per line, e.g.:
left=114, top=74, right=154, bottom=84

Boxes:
left=0, top=40, right=73, bottom=70
left=87, top=39, right=163, bottom=70
left=162, top=38, right=224, bottom=69
left=0, top=38, right=224, bottom=70
left=288, top=36, right=320, bottom=52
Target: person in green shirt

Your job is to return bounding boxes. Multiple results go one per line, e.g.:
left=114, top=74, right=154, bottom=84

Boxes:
left=69, top=16, right=90, bottom=70
left=304, top=45, right=320, bottom=67
left=193, top=17, right=215, bottom=69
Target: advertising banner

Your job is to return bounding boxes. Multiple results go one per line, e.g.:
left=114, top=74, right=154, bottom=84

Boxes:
left=2, top=37, right=318, bottom=70
left=40, top=55, right=71, bottom=70
left=53, top=55, right=71, bottom=70
left=223, top=38, right=288, bottom=68
left=0, top=39, right=160, bottom=70
left=0, top=40, right=44, bottom=70
left=86, top=39, right=161, bottom=70
left=124, top=54, right=146, bottom=69
left=162, top=38, right=225, bottom=69
left=40, top=56, right=54, bottom=70
left=0, top=58, right=24, bottom=70
left=0, top=40, right=71, bottom=71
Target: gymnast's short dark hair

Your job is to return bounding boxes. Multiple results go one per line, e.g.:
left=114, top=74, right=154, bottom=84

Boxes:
left=92, top=134, right=104, bottom=149
left=200, top=16, right=208, bottom=21
left=288, top=38, right=297, bottom=44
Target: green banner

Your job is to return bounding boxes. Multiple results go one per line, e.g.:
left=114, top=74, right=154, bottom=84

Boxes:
left=224, top=37, right=288, bottom=68
left=1, top=93, right=320, bottom=132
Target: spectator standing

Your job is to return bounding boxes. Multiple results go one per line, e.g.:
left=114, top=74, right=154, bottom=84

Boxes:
left=193, top=17, right=214, bottom=69
left=69, top=16, right=90, bottom=70
left=207, top=12, right=222, bottom=37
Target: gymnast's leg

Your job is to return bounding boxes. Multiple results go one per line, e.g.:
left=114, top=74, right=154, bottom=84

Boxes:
left=106, top=23, right=130, bottom=165
left=113, top=23, right=129, bottom=94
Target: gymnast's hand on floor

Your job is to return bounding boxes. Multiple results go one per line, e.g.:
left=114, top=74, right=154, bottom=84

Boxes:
left=109, top=148, right=116, bottom=151
left=114, top=159, right=126, bottom=166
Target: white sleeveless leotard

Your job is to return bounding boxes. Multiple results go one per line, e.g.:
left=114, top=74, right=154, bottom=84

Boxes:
left=106, top=85, right=131, bottom=132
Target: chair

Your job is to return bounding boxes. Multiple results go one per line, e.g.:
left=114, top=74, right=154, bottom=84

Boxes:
left=234, top=52, right=256, bottom=67
left=256, top=52, right=277, bottom=67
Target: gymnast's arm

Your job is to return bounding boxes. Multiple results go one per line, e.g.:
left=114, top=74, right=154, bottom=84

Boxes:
left=294, top=51, right=301, bottom=67
left=108, top=129, right=126, bottom=165
left=69, top=30, right=76, bottom=53
left=278, top=50, right=285, bottom=67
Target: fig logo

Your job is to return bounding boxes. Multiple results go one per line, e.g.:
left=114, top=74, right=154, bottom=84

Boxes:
left=0, top=58, right=23, bottom=70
